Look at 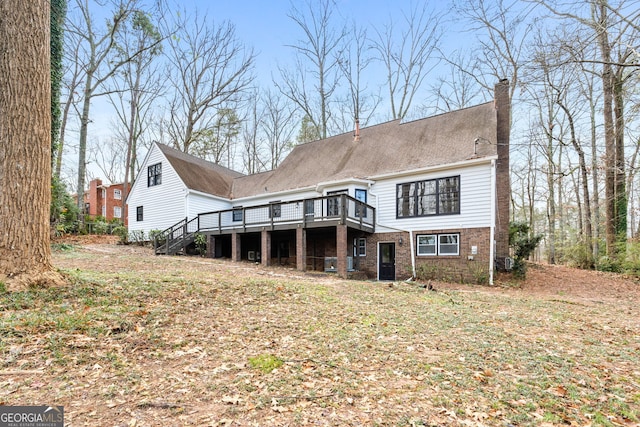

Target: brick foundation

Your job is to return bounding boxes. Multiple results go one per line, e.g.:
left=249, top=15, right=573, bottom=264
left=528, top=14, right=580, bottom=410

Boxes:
left=360, top=228, right=492, bottom=283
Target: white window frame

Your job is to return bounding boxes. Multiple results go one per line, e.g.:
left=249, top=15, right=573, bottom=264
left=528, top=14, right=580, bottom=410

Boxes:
left=438, top=234, right=459, bottom=256
left=114, top=189, right=122, bottom=200
left=114, top=206, right=122, bottom=218
left=417, top=235, right=437, bottom=256
left=353, top=237, right=366, bottom=256
left=416, top=233, right=459, bottom=256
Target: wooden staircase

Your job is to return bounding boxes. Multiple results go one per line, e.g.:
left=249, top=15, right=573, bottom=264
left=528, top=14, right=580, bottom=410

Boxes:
left=154, top=217, right=199, bottom=255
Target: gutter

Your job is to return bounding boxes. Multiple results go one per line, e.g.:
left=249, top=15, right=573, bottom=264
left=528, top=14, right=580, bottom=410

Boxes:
left=489, top=159, right=496, bottom=286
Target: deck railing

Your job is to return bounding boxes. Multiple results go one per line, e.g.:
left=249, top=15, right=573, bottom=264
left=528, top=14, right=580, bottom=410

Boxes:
left=197, top=194, right=375, bottom=234
left=154, top=216, right=199, bottom=254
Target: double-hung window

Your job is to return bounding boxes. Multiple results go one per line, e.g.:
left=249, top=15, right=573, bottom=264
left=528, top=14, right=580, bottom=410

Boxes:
left=397, top=176, right=460, bottom=218
left=353, top=237, right=366, bottom=256
left=417, top=233, right=459, bottom=256
left=114, top=189, right=122, bottom=200
left=147, top=163, right=162, bottom=187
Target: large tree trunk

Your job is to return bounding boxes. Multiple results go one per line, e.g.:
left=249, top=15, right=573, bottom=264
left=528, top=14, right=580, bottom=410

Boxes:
left=0, top=0, right=66, bottom=290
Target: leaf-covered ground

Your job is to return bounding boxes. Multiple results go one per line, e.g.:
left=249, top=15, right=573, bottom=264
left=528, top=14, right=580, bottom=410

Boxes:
left=1, top=241, right=639, bottom=426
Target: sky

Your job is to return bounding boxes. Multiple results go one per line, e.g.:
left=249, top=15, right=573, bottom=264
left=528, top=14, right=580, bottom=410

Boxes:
left=174, top=0, right=464, bottom=87
left=68, top=0, right=476, bottom=185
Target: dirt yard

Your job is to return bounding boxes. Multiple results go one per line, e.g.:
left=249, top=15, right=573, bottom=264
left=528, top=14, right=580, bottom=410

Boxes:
left=1, top=237, right=639, bottom=426
left=56, top=235, right=640, bottom=304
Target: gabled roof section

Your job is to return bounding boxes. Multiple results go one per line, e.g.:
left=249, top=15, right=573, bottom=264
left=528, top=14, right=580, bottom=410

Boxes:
left=231, top=102, right=497, bottom=198
left=157, top=143, right=244, bottom=198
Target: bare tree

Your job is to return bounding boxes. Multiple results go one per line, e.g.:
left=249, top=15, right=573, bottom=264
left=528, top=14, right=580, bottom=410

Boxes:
left=335, top=22, right=380, bottom=131
left=56, top=29, right=84, bottom=180
left=548, top=64, right=595, bottom=267
left=429, top=51, right=486, bottom=114
left=276, top=0, right=346, bottom=139
left=190, top=108, right=241, bottom=167
left=89, top=135, right=127, bottom=184
left=163, top=10, right=254, bottom=155
left=451, top=0, right=534, bottom=103
left=241, top=90, right=264, bottom=174
left=261, top=89, right=297, bottom=169
left=372, top=2, right=442, bottom=120
left=65, top=0, right=163, bottom=219
left=533, top=0, right=640, bottom=259
left=107, top=9, right=163, bottom=204
left=0, top=0, right=66, bottom=288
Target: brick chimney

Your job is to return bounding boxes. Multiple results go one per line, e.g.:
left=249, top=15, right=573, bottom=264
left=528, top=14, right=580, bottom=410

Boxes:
left=494, top=79, right=511, bottom=269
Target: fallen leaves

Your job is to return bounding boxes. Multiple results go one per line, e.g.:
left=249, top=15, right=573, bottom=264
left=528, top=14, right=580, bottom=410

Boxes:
left=0, top=243, right=638, bottom=425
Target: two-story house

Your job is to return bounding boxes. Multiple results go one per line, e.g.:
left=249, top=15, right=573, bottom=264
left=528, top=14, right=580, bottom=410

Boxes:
left=84, top=179, right=127, bottom=224
left=127, top=81, right=511, bottom=284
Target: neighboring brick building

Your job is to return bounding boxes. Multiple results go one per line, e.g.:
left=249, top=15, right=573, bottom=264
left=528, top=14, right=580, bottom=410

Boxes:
left=84, top=179, right=127, bottom=225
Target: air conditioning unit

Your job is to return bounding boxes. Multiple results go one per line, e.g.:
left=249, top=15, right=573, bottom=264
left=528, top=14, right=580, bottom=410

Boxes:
left=324, top=257, right=354, bottom=272
left=504, top=257, right=513, bottom=271
left=324, top=257, right=337, bottom=272
left=248, top=251, right=256, bottom=261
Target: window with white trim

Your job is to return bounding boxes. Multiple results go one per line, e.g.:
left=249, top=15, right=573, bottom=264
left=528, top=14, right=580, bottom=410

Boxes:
left=438, top=234, right=459, bottom=255
left=417, top=235, right=437, bottom=256
left=353, top=237, right=366, bottom=256
left=114, top=206, right=122, bottom=218
left=416, top=233, right=459, bottom=256
left=114, top=189, right=122, bottom=200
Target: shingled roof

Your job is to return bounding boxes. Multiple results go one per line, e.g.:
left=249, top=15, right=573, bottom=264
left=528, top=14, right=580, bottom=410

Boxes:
left=157, top=143, right=244, bottom=198
left=231, top=101, right=498, bottom=199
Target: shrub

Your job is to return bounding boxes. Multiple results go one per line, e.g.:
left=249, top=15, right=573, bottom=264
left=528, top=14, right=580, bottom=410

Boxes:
left=468, top=263, right=489, bottom=285
left=194, top=233, right=207, bottom=256
left=597, top=255, right=622, bottom=273
left=509, top=222, right=543, bottom=279
left=91, top=221, right=109, bottom=235
left=50, top=177, right=79, bottom=235
left=128, top=230, right=146, bottom=246
left=562, top=242, right=595, bottom=269
left=148, top=229, right=165, bottom=245
left=112, top=226, right=128, bottom=244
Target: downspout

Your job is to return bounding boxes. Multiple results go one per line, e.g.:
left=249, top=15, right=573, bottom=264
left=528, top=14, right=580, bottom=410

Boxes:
left=489, top=159, right=496, bottom=286
left=368, top=183, right=417, bottom=279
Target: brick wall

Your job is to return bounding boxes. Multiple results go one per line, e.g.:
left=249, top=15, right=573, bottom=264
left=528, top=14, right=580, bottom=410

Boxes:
left=359, top=228, right=492, bottom=283
left=494, top=80, right=511, bottom=268
left=84, top=179, right=126, bottom=223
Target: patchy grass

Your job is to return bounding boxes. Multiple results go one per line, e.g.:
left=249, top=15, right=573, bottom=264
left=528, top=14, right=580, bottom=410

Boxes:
left=0, top=244, right=638, bottom=426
